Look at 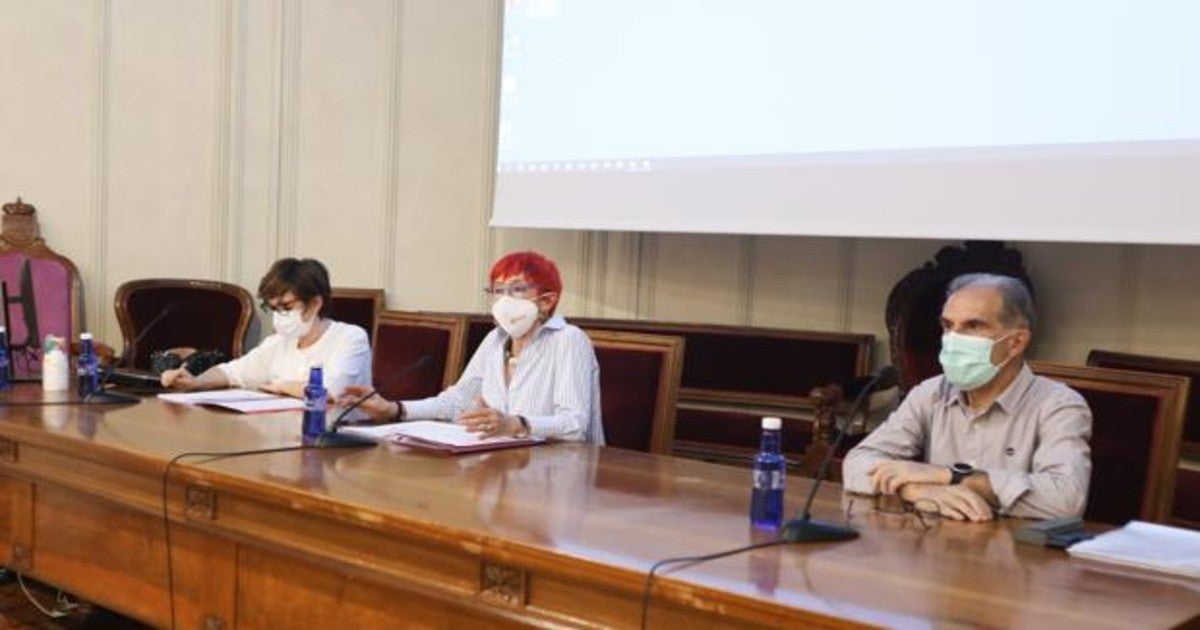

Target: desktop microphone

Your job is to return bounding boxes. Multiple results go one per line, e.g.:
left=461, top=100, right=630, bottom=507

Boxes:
left=781, top=365, right=897, bottom=543
left=311, top=354, right=435, bottom=448
left=84, top=304, right=178, bottom=405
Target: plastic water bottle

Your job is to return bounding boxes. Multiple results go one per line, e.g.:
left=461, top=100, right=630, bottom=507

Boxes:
left=750, top=416, right=785, bottom=529
left=302, top=366, right=327, bottom=442
left=77, top=332, right=100, bottom=396
left=0, top=326, right=10, bottom=390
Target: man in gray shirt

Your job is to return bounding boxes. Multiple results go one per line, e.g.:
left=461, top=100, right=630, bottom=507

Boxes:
left=842, top=273, right=1092, bottom=521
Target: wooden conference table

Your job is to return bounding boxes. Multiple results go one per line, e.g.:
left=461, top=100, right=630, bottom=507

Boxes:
left=0, top=385, right=1196, bottom=629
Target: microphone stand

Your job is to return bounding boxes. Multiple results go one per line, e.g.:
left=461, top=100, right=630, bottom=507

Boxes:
left=781, top=367, right=896, bottom=543
left=83, top=305, right=178, bottom=405
left=310, top=355, right=434, bottom=449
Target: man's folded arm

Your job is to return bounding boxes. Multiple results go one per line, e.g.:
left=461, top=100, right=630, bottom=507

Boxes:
left=988, top=397, right=1093, bottom=519
left=841, top=389, right=931, bottom=494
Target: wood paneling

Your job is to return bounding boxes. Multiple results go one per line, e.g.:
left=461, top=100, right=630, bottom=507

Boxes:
left=0, top=390, right=1196, bottom=629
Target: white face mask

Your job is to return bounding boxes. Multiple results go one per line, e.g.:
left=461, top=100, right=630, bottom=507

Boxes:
left=273, top=307, right=313, bottom=339
left=491, top=295, right=540, bottom=338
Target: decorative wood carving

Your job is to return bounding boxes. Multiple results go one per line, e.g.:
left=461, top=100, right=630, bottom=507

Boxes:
left=885, top=241, right=1033, bottom=395
left=185, top=486, right=217, bottom=520
left=479, top=560, right=526, bottom=607
left=0, top=438, right=17, bottom=463
left=0, top=198, right=42, bottom=250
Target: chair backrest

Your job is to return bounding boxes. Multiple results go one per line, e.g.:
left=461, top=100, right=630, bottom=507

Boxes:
left=113, top=279, right=254, bottom=369
left=0, top=198, right=84, bottom=378
left=584, top=329, right=684, bottom=454
left=372, top=311, right=466, bottom=401
left=1030, top=361, right=1187, bottom=525
left=329, top=287, right=384, bottom=344
left=1087, top=350, right=1200, bottom=527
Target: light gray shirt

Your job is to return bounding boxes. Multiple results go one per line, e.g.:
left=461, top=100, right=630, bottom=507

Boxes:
left=842, top=363, right=1092, bottom=519
left=402, top=316, right=604, bottom=443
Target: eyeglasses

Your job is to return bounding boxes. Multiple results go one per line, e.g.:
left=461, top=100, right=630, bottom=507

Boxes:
left=260, top=298, right=301, bottom=314
left=483, top=283, right=537, bottom=298
left=848, top=495, right=942, bottom=532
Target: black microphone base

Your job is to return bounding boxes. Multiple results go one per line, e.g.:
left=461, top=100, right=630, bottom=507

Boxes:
left=781, top=518, right=859, bottom=544
left=83, top=390, right=142, bottom=405
left=309, top=431, right=377, bottom=449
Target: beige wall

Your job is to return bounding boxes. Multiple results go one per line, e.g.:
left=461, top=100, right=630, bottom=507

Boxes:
left=2, top=0, right=1198, bottom=367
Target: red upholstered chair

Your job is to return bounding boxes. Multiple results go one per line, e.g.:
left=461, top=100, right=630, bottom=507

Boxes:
left=1087, top=350, right=1200, bottom=528
left=0, top=198, right=84, bottom=378
left=329, top=287, right=384, bottom=344
left=1031, top=361, right=1187, bottom=526
left=584, top=329, right=684, bottom=454
left=113, top=279, right=254, bottom=369
left=886, top=241, right=1034, bottom=395
left=372, top=311, right=466, bottom=401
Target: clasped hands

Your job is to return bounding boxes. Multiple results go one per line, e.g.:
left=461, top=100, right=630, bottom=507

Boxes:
left=868, top=460, right=993, bottom=522
left=334, top=388, right=523, bottom=438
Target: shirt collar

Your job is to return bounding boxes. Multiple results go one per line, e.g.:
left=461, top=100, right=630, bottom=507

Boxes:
left=945, top=361, right=1034, bottom=413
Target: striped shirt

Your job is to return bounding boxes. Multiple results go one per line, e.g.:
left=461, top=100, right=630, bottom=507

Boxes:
left=842, top=363, right=1092, bottom=519
left=402, top=315, right=604, bottom=443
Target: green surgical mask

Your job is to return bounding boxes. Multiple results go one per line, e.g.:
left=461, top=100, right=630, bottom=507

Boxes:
left=938, top=332, right=1011, bottom=391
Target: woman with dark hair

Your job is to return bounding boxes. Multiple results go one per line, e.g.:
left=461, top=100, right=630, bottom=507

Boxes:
left=160, top=258, right=371, bottom=399
left=339, top=251, right=602, bottom=443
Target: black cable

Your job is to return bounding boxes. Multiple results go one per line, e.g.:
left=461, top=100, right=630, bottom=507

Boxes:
left=638, top=538, right=788, bottom=630
left=160, top=445, right=308, bottom=629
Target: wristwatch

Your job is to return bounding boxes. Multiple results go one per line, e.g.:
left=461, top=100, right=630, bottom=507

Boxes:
left=949, top=462, right=975, bottom=485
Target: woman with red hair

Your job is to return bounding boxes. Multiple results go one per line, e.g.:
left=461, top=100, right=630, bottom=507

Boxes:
left=341, top=251, right=603, bottom=443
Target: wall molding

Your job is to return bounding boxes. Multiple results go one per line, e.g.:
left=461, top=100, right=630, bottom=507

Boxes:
left=477, top=0, right=504, bottom=311
left=87, top=0, right=111, bottom=339
left=836, top=237, right=857, bottom=332
left=209, top=0, right=236, bottom=281
left=737, top=236, right=757, bottom=325
left=273, top=0, right=301, bottom=257
left=1117, top=244, right=1142, bottom=350
left=378, top=0, right=405, bottom=299
left=634, top=233, right=657, bottom=319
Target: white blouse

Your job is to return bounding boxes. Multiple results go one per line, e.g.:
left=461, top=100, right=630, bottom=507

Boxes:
left=217, top=321, right=372, bottom=396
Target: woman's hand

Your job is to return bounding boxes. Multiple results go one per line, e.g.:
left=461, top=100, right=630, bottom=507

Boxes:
left=459, top=399, right=520, bottom=438
left=336, top=385, right=400, bottom=423
left=160, top=367, right=196, bottom=391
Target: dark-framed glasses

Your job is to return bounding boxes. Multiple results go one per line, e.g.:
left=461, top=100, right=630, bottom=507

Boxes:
left=484, top=283, right=537, bottom=298
left=260, top=298, right=301, bottom=314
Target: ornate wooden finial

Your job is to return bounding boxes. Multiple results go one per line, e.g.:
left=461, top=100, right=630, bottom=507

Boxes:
left=2, top=197, right=36, bottom=216
left=0, top=197, right=43, bottom=249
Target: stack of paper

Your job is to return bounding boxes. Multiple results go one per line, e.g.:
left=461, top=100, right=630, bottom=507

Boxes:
left=158, top=389, right=306, bottom=414
left=1067, top=520, right=1200, bottom=578
left=342, top=420, right=544, bottom=454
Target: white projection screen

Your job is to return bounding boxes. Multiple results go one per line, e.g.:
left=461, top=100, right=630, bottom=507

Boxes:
left=491, top=0, right=1200, bottom=244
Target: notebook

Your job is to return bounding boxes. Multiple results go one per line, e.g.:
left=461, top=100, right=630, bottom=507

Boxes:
left=157, top=389, right=306, bottom=414
left=1066, top=520, right=1200, bottom=578
left=341, top=420, right=544, bottom=454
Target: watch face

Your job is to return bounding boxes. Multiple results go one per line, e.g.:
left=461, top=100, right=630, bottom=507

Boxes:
left=951, top=462, right=974, bottom=474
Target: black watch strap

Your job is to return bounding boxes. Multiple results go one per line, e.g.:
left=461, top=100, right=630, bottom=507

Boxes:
left=949, top=462, right=974, bottom=485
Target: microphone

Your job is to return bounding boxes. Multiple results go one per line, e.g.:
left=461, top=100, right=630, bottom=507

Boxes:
left=310, top=354, right=435, bottom=448
left=84, top=304, right=178, bottom=405
left=781, top=365, right=897, bottom=543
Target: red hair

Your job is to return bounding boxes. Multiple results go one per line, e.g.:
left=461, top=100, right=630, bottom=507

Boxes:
left=490, top=251, right=563, bottom=314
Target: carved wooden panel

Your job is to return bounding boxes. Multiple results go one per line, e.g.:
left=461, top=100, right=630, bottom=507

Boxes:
left=479, top=560, right=527, bottom=608
left=0, top=438, right=18, bottom=463
left=185, top=486, right=217, bottom=520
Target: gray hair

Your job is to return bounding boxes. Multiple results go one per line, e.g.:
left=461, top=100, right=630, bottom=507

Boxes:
left=946, top=273, right=1036, bottom=332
